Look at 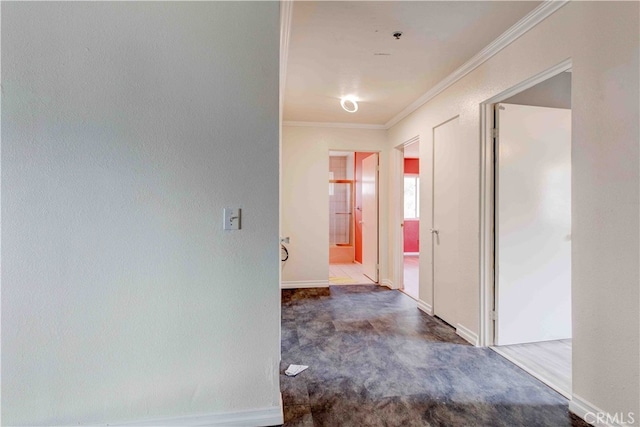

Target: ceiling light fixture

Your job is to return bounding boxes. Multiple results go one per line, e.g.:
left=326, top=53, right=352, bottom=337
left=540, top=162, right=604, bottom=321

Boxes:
left=340, top=96, right=358, bottom=113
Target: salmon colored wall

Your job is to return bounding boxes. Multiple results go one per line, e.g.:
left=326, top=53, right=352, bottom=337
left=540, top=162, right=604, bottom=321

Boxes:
left=404, top=158, right=419, bottom=174
left=354, top=152, right=374, bottom=263
left=404, top=158, right=420, bottom=252
left=404, top=220, right=420, bottom=252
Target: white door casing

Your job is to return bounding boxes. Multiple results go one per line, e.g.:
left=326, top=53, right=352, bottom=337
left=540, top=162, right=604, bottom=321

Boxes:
left=495, top=103, right=571, bottom=346
left=362, top=154, right=379, bottom=282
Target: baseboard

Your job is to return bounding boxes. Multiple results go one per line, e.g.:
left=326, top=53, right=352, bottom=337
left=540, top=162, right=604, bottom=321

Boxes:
left=417, top=299, right=433, bottom=316
left=403, top=252, right=419, bottom=256
left=281, top=280, right=329, bottom=289
left=381, top=279, right=395, bottom=289
left=569, top=394, right=633, bottom=427
left=115, top=404, right=284, bottom=426
left=456, top=323, right=479, bottom=346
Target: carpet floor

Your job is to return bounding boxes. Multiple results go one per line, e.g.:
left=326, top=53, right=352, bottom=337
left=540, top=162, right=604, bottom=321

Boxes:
left=280, top=285, right=590, bottom=427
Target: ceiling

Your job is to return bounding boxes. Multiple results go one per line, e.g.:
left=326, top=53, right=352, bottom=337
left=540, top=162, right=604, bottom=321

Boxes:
left=283, top=1, right=541, bottom=126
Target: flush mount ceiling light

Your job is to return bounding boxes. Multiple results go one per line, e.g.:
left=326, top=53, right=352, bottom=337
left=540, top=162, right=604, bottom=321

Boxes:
left=340, top=96, right=358, bottom=113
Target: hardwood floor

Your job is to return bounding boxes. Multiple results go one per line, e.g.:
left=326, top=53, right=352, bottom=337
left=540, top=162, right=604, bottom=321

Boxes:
left=402, top=254, right=419, bottom=299
left=492, top=339, right=572, bottom=398
left=280, top=286, right=589, bottom=426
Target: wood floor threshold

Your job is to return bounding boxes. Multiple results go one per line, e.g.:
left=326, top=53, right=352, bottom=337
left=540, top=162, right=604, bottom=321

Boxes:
left=491, top=346, right=571, bottom=399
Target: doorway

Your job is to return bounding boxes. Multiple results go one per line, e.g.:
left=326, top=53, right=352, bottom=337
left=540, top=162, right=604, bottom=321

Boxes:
left=402, top=140, right=420, bottom=300
left=481, top=64, right=573, bottom=397
left=329, top=151, right=378, bottom=285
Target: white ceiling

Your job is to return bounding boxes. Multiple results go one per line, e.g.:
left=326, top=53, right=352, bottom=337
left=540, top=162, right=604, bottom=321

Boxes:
left=283, top=1, right=541, bottom=126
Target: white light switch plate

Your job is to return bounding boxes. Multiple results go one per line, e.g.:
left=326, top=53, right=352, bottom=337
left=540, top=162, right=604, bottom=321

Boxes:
left=223, top=208, right=241, bottom=230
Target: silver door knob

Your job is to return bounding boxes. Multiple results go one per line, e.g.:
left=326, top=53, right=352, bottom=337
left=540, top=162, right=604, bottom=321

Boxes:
left=430, top=229, right=439, bottom=235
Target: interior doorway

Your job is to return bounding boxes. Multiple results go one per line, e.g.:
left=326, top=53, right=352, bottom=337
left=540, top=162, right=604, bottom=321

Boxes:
left=328, top=151, right=378, bottom=285
left=482, top=66, right=573, bottom=398
left=402, top=141, right=420, bottom=300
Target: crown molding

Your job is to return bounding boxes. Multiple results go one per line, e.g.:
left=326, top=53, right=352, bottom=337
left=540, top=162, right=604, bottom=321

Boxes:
left=384, top=0, right=571, bottom=129
left=282, top=121, right=387, bottom=130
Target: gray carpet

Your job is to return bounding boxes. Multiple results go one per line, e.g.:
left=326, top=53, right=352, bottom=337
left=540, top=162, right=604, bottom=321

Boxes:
left=280, top=285, right=590, bottom=427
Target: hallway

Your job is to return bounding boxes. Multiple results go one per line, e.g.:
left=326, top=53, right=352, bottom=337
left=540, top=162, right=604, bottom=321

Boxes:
left=280, top=286, right=588, bottom=426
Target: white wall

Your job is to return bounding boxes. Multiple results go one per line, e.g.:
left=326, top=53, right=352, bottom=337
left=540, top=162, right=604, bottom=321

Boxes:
left=2, top=2, right=281, bottom=425
left=281, top=126, right=389, bottom=286
left=387, top=1, right=639, bottom=419
left=503, top=71, right=571, bottom=109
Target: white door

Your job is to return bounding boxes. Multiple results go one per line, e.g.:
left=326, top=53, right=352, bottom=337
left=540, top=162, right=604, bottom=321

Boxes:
left=362, top=154, right=378, bottom=282
left=433, top=117, right=461, bottom=326
left=495, top=103, right=572, bottom=346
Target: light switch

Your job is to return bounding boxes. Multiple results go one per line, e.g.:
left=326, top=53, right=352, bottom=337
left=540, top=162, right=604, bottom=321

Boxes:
left=223, top=208, right=241, bottom=230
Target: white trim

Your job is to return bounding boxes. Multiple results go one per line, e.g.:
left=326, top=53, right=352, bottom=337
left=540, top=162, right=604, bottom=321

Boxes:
left=569, top=394, right=629, bottom=427
left=381, top=278, right=395, bottom=289
left=417, top=299, right=433, bottom=316
left=490, top=346, right=571, bottom=399
left=404, top=252, right=419, bottom=256
left=282, top=120, right=387, bottom=130
left=281, top=280, right=329, bottom=289
left=114, top=405, right=283, bottom=427
left=399, top=135, right=420, bottom=149
left=478, top=58, right=573, bottom=347
left=279, top=1, right=293, bottom=119
left=384, top=0, right=570, bottom=128
left=456, top=324, right=479, bottom=346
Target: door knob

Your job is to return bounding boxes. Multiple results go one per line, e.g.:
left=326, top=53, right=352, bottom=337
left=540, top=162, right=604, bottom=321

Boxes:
left=430, top=229, right=439, bottom=235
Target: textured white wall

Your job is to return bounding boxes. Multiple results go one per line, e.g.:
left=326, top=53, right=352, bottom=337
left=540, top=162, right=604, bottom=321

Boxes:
left=387, top=1, right=639, bottom=419
left=2, top=2, right=280, bottom=425
left=281, top=126, right=389, bottom=285
left=503, top=71, right=571, bottom=109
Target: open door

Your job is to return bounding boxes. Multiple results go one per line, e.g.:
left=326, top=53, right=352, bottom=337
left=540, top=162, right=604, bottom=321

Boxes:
left=495, top=103, right=571, bottom=345
left=362, top=154, right=378, bottom=282
left=433, top=117, right=461, bottom=326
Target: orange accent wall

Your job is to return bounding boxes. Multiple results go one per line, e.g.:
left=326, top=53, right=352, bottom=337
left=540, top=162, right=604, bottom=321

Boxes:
left=354, top=152, right=374, bottom=263
left=404, top=220, right=420, bottom=252
left=404, top=158, right=420, bottom=252
left=404, top=158, right=419, bottom=174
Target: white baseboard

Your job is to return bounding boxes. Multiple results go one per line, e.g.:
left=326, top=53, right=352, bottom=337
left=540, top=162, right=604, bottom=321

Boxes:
left=381, top=279, right=395, bottom=289
left=569, top=394, right=634, bottom=427
left=281, top=280, right=329, bottom=289
left=115, top=404, right=283, bottom=426
left=403, top=252, right=419, bottom=256
left=417, top=299, right=433, bottom=316
left=456, top=323, right=479, bottom=346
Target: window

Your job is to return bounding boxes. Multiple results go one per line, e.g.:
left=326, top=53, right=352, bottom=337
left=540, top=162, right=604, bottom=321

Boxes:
left=404, top=175, right=419, bottom=219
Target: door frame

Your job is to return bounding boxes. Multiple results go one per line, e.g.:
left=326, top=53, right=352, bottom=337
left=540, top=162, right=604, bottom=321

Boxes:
left=393, top=136, right=419, bottom=292
left=329, top=149, right=381, bottom=284
left=478, top=58, right=573, bottom=347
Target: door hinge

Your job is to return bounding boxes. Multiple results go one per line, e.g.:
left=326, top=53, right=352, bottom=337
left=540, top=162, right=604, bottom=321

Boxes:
left=492, top=128, right=498, bottom=138
left=490, top=310, right=497, bottom=321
